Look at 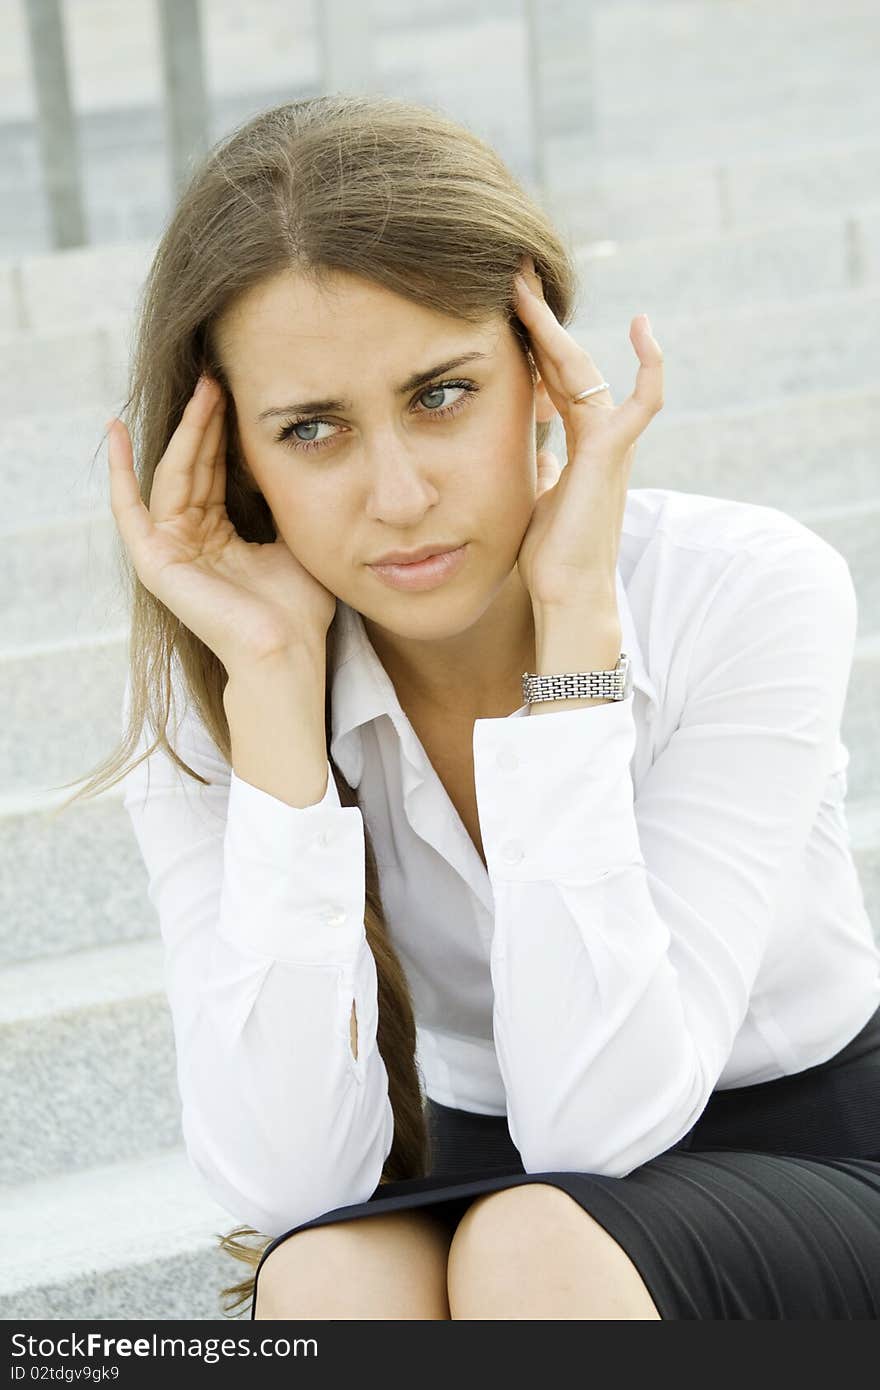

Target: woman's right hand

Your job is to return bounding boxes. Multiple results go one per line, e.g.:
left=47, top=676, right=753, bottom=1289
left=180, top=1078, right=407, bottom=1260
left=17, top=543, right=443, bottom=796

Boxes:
left=107, top=374, right=338, bottom=674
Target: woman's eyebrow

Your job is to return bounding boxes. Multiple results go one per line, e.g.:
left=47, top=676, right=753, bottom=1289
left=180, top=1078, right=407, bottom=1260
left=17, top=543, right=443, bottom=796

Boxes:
left=256, top=351, right=492, bottom=422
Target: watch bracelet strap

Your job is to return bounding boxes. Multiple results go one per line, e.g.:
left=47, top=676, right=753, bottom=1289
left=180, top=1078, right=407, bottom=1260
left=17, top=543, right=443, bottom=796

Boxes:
left=521, top=653, right=629, bottom=703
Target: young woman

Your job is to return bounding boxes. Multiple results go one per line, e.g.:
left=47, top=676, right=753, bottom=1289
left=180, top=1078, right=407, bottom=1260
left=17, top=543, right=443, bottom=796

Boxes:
left=65, top=93, right=880, bottom=1319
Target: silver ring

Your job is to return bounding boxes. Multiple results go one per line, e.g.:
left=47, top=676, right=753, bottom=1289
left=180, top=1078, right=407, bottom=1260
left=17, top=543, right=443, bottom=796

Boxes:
left=571, top=380, right=611, bottom=403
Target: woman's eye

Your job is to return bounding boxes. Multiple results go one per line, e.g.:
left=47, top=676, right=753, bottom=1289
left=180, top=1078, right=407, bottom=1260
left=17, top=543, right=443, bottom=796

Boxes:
left=274, top=379, right=479, bottom=454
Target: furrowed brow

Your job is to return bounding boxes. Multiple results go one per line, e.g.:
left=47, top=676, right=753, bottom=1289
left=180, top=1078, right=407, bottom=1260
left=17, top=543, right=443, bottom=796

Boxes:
left=256, top=351, right=492, bottom=422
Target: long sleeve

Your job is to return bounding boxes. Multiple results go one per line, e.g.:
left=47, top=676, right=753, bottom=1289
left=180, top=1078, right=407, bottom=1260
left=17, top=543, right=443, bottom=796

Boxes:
left=120, top=665, right=394, bottom=1237
left=471, top=530, right=861, bottom=1175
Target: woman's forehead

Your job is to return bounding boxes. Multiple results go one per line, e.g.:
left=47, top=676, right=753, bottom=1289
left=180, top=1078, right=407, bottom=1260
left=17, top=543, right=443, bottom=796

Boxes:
left=216, top=279, right=508, bottom=401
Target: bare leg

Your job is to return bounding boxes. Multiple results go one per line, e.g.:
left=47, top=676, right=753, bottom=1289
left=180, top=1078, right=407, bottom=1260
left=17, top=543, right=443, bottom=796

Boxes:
left=447, top=1184, right=662, bottom=1319
left=253, top=1208, right=455, bottom=1320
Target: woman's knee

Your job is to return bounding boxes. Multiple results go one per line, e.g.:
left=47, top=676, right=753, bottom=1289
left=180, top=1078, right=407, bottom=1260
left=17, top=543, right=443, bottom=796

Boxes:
left=253, top=1208, right=454, bottom=1320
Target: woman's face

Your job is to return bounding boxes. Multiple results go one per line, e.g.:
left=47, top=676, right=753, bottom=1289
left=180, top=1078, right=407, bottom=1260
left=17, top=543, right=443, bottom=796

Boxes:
left=214, top=267, right=555, bottom=643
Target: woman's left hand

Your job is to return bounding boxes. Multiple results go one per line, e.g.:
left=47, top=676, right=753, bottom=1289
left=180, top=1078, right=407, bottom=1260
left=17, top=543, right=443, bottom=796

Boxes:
left=513, top=255, right=664, bottom=610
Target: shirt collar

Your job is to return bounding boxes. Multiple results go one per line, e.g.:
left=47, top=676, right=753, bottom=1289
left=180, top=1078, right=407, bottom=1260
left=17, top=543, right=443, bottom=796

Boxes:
left=327, top=563, right=659, bottom=790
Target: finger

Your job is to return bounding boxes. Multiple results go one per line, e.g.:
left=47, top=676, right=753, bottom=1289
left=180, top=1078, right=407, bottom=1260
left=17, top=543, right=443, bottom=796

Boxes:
left=514, top=272, right=613, bottom=410
left=106, top=417, right=156, bottom=552
left=615, top=316, right=664, bottom=438
left=191, top=390, right=227, bottom=508
left=150, top=376, right=221, bottom=519
left=206, top=416, right=228, bottom=509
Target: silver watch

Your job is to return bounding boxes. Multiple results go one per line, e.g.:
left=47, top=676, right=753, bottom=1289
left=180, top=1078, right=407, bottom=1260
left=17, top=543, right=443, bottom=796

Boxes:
left=521, top=652, right=632, bottom=704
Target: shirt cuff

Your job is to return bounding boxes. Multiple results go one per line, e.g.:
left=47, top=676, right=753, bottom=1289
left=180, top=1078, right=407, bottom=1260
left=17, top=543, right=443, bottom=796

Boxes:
left=218, top=765, right=367, bottom=964
left=472, top=695, right=644, bottom=884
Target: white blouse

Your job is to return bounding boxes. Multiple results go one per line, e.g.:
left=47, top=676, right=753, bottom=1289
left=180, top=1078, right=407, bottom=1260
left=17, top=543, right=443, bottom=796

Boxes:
left=122, top=485, right=880, bottom=1238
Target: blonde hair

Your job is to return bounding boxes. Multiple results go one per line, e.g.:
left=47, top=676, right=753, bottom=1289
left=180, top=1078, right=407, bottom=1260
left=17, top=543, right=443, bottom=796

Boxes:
left=50, top=92, right=578, bottom=1317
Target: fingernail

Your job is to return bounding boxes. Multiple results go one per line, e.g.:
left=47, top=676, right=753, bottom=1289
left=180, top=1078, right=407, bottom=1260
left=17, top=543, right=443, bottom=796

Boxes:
left=194, top=373, right=209, bottom=396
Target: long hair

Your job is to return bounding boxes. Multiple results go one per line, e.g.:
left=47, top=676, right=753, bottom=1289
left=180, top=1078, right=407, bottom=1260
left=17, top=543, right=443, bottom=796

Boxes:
left=49, top=92, right=578, bottom=1317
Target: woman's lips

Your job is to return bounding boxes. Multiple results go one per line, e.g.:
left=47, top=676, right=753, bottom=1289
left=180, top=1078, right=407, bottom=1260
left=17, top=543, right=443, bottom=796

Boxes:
left=368, top=544, right=468, bottom=592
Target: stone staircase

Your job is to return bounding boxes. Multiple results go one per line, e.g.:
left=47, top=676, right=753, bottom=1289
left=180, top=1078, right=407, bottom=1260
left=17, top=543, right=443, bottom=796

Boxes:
left=1, top=0, right=878, bottom=1322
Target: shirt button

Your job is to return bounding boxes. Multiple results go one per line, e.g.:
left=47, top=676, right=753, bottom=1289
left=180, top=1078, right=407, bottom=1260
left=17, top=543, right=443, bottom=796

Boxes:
left=501, top=839, right=524, bottom=864
left=323, top=906, right=347, bottom=927
left=316, top=829, right=331, bottom=848
left=496, top=747, right=519, bottom=771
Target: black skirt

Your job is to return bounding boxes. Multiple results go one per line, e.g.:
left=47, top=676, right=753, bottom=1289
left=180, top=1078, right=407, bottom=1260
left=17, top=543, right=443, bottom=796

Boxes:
left=250, top=1001, right=880, bottom=1319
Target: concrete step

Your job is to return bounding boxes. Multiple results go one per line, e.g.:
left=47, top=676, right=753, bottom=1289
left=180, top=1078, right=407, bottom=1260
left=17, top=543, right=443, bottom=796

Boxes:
left=0, top=404, right=117, bottom=528
left=575, top=284, right=880, bottom=419
left=546, top=136, right=880, bottom=245
left=574, top=201, right=880, bottom=330
left=0, top=320, right=120, bottom=416
left=794, top=502, right=880, bottom=630
left=0, top=514, right=126, bottom=651
left=0, top=780, right=153, bottom=967
left=0, top=938, right=181, bottom=1185
left=0, top=239, right=158, bottom=336
left=3, top=382, right=879, bottom=533
left=0, top=1146, right=241, bottom=1320
left=6, top=494, right=879, bottom=654
left=633, top=385, right=880, bottom=515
